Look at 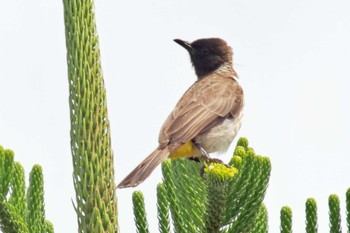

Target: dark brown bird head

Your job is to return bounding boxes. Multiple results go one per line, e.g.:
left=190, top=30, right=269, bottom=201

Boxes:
left=174, top=38, right=234, bottom=78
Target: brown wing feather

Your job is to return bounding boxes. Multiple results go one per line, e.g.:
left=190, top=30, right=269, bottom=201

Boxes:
left=159, top=74, right=243, bottom=149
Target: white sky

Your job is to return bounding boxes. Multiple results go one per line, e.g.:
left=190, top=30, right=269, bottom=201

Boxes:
left=1, top=0, right=350, bottom=232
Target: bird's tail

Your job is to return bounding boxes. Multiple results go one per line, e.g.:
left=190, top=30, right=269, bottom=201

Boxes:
left=117, top=147, right=170, bottom=189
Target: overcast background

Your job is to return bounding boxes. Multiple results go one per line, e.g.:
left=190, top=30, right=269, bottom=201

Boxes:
left=1, top=0, right=350, bottom=232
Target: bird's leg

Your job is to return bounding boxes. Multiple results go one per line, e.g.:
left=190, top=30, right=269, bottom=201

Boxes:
left=192, top=141, right=210, bottom=160
left=192, top=141, right=225, bottom=164
left=192, top=141, right=230, bottom=177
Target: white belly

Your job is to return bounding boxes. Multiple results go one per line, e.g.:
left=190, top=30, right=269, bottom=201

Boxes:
left=194, top=115, right=243, bottom=154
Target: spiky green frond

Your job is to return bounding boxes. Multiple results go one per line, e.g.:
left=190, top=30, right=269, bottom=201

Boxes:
left=157, top=183, right=170, bottom=233
left=0, top=199, right=29, bottom=233
left=204, top=164, right=237, bottom=233
left=280, top=206, right=292, bottom=233
left=305, top=198, right=317, bottom=233
left=45, top=220, right=54, bottom=233
left=329, top=194, right=341, bottom=233
left=0, top=146, right=28, bottom=233
left=346, top=188, right=350, bottom=232
left=90, top=207, right=104, bottom=233
left=27, top=165, right=46, bottom=233
left=161, top=159, right=205, bottom=233
left=236, top=137, right=249, bottom=148
left=0, top=147, right=53, bottom=232
left=0, top=146, right=14, bottom=197
left=132, top=191, right=149, bottom=233
left=62, top=0, right=118, bottom=231
left=248, top=204, right=268, bottom=233
left=158, top=138, right=270, bottom=233
left=224, top=139, right=271, bottom=232
left=8, top=162, right=27, bottom=221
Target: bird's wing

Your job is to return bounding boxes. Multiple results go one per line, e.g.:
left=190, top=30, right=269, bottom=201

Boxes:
left=158, top=75, right=243, bottom=148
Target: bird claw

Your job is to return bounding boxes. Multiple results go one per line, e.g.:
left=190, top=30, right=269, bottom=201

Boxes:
left=192, top=141, right=230, bottom=178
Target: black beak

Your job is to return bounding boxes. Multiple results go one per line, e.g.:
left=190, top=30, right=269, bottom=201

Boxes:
left=174, top=39, right=193, bottom=54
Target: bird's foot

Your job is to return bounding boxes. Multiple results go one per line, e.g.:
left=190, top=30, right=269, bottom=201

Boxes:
left=192, top=140, right=230, bottom=177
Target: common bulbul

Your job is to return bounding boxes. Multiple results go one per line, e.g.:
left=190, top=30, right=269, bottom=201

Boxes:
left=117, top=38, right=244, bottom=188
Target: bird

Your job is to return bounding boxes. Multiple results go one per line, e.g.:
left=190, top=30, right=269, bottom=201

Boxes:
left=117, top=38, right=244, bottom=188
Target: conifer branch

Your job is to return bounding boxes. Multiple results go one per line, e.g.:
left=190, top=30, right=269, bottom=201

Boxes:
left=280, top=206, right=292, bottom=233
left=329, top=194, right=341, bottom=233
left=157, top=183, right=170, bottom=233
left=305, top=198, right=317, bottom=233
left=132, top=191, right=149, bottom=233
left=62, top=0, right=118, bottom=231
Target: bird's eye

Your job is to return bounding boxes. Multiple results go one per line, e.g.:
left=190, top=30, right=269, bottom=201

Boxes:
left=201, top=48, right=209, bottom=55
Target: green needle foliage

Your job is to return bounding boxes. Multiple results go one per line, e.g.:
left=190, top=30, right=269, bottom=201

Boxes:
left=45, top=221, right=54, bottom=233
left=8, top=162, right=27, bottom=221
left=27, top=165, right=46, bottom=233
left=329, top=194, right=341, bottom=233
left=281, top=193, right=350, bottom=233
left=204, top=164, right=237, bottom=233
left=225, top=142, right=271, bottom=232
left=62, top=0, right=118, bottom=231
left=0, top=147, right=14, bottom=198
left=133, top=192, right=149, bottom=233
left=249, top=204, right=268, bottom=233
left=0, top=146, right=54, bottom=233
left=346, top=188, right=350, bottom=232
left=161, top=159, right=199, bottom=232
left=305, top=198, right=317, bottom=233
left=156, top=184, right=170, bottom=233
left=280, top=206, right=292, bottom=233
left=132, top=138, right=272, bottom=233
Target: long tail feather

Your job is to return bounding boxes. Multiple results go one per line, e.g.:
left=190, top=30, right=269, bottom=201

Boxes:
left=117, top=147, right=170, bottom=188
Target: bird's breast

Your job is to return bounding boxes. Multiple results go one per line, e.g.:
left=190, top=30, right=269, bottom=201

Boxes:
left=194, top=114, right=243, bottom=154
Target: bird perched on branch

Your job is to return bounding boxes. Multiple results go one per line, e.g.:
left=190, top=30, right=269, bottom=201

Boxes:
left=118, top=38, right=244, bottom=188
